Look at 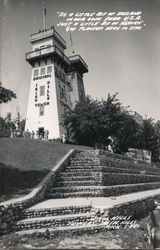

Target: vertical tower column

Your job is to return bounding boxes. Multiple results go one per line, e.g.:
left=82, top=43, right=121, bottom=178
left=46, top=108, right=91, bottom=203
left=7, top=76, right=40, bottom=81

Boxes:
left=67, top=55, right=88, bottom=108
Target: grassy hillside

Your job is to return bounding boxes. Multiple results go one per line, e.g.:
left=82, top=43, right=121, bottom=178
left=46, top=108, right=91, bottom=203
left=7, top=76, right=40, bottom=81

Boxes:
left=0, top=138, right=92, bottom=171
left=0, top=138, right=92, bottom=201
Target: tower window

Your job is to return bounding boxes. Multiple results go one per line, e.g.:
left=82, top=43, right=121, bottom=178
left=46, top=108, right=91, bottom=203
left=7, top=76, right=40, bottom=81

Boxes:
left=47, top=66, right=52, bottom=73
left=55, top=67, right=58, bottom=77
left=39, top=106, right=44, bottom=116
left=40, top=85, right=45, bottom=96
left=59, top=70, right=62, bottom=79
left=41, top=67, right=45, bottom=75
left=62, top=73, right=65, bottom=82
left=34, top=69, right=39, bottom=76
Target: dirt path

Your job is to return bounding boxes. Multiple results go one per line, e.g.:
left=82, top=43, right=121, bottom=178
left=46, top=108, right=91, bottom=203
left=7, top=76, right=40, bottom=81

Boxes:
left=0, top=227, right=151, bottom=249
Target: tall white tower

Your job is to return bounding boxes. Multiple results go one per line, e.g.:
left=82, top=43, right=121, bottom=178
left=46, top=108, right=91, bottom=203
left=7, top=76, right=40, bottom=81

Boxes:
left=25, top=4, right=88, bottom=139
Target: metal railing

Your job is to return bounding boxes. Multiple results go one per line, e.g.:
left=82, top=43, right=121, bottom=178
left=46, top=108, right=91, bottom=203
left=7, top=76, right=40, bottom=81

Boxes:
left=30, top=27, right=66, bottom=47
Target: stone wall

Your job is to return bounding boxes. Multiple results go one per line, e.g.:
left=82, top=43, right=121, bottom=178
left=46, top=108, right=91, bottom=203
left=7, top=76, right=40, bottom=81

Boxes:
left=102, top=183, right=160, bottom=197
left=0, top=149, right=75, bottom=235
left=12, top=196, right=160, bottom=239
left=1, top=148, right=160, bottom=237
left=21, top=205, right=91, bottom=219
left=100, top=156, right=160, bottom=173
left=97, top=150, right=160, bottom=172
left=14, top=213, right=93, bottom=231
left=108, top=197, right=157, bottom=219
left=102, top=173, right=160, bottom=186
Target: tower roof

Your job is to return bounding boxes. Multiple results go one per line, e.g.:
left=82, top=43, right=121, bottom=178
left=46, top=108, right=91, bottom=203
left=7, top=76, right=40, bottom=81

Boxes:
left=69, top=55, right=88, bottom=74
left=30, top=27, right=66, bottom=50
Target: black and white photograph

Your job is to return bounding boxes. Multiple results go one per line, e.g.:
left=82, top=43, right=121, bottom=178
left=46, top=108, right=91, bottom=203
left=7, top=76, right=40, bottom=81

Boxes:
left=0, top=0, right=160, bottom=249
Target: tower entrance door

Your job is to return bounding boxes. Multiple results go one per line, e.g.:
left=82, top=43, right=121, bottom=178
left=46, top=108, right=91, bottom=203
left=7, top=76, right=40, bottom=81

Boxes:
left=38, top=127, right=44, bottom=139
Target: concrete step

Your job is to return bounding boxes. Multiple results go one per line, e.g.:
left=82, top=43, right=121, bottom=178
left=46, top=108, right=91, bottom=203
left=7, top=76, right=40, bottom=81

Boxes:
left=57, top=171, right=95, bottom=177
left=102, top=158, right=160, bottom=173
left=46, top=191, right=103, bottom=198
left=102, top=173, right=160, bottom=185
left=74, top=151, right=98, bottom=156
left=66, top=164, right=160, bottom=175
left=69, top=162, right=99, bottom=166
left=49, top=186, right=103, bottom=194
left=104, top=161, right=160, bottom=174
left=56, top=172, right=160, bottom=185
left=69, top=160, right=99, bottom=164
left=22, top=205, right=92, bottom=219
left=75, top=151, right=133, bottom=162
left=54, top=180, right=102, bottom=187
left=60, top=167, right=160, bottom=176
left=15, top=223, right=111, bottom=237
left=66, top=165, right=95, bottom=170
left=14, top=212, right=93, bottom=231
left=56, top=176, right=99, bottom=182
left=47, top=182, right=160, bottom=198
left=15, top=187, right=160, bottom=236
left=70, top=156, right=99, bottom=161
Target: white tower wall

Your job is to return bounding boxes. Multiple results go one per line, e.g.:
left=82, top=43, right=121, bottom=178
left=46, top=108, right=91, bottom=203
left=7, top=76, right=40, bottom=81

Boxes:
left=25, top=63, right=60, bottom=139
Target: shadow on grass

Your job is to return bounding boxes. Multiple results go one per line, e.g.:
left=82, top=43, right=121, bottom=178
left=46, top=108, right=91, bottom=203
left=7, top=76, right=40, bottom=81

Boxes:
left=0, top=162, right=49, bottom=202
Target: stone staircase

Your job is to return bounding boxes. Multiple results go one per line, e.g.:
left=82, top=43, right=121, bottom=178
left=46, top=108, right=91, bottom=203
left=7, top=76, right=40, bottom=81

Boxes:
left=14, top=205, right=93, bottom=232
left=13, top=150, right=160, bottom=237
left=46, top=150, right=160, bottom=198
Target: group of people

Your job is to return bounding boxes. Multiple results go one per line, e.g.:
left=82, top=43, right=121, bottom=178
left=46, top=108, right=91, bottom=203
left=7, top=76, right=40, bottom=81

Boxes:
left=11, top=128, right=114, bottom=151
left=32, top=130, right=49, bottom=140
left=23, top=129, right=67, bottom=143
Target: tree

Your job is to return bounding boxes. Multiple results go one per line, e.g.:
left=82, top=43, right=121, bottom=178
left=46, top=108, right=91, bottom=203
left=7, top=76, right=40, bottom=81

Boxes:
left=20, top=119, right=26, bottom=132
left=0, top=82, right=16, bottom=104
left=62, top=93, right=160, bottom=162
left=62, top=93, right=135, bottom=148
left=115, top=113, right=141, bottom=153
left=62, top=96, right=101, bottom=146
left=99, top=93, right=128, bottom=145
left=0, top=113, right=15, bottom=138
left=154, top=121, right=160, bottom=162
left=141, top=118, right=160, bottom=162
left=0, top=117, right=6, bottom=137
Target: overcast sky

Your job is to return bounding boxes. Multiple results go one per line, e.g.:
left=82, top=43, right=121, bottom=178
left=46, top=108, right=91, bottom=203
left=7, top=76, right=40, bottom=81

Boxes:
left=1, top=0, right=160, bottom=121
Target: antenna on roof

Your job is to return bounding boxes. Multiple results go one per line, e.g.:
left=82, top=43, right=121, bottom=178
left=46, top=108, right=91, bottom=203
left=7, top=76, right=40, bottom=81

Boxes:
left=69, top=31, right=75, bottom=54
left=43, top=0, right=46, bottom=31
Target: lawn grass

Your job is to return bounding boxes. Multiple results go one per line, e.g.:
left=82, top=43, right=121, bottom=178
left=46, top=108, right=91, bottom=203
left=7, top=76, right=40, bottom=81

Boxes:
left=0, top=138, right=92, bottom=171
left=0, top=138, right=92, bottom=201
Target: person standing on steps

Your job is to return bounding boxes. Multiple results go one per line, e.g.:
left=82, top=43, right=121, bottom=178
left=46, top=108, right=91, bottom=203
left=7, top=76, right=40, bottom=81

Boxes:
left=105, top=136, right=114, bottom=153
